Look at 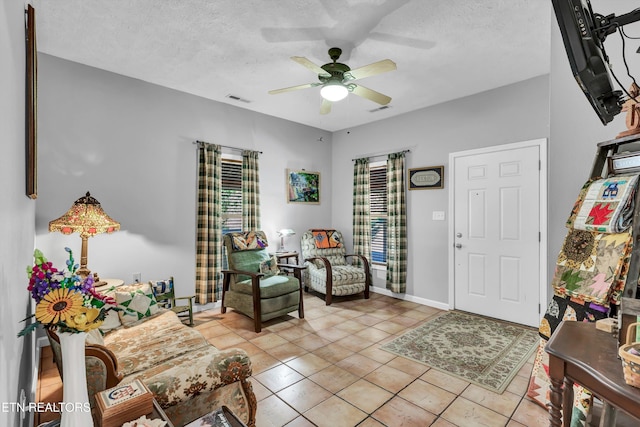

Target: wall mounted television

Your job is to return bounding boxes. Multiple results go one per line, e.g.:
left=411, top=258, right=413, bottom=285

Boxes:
left=551, top=0, right=640, bottom=125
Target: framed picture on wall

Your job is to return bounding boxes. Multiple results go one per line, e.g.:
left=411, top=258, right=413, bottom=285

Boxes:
left=408, top=166, right=444, bottom=190
left=286, top=169, right=320, bottom=204
left=25, top=5, right=37, bottom=199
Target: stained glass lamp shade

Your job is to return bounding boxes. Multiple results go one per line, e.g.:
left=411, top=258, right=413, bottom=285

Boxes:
left=49, top=192, right=120, bottom=279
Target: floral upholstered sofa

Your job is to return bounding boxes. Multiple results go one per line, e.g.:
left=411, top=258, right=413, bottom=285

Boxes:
left=47, top=283, right=256, bottom=427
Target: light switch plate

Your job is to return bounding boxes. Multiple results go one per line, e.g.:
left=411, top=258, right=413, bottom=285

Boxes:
left=432, top=211, right=445, bottom=221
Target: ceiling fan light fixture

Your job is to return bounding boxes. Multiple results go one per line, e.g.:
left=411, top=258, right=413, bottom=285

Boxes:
left=320, top=81, right=348, bottom=102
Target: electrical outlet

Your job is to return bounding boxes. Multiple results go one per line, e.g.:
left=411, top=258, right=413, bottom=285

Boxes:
left=133, top=272, right=141, bottom=283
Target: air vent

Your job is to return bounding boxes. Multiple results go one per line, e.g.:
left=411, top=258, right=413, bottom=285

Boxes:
left=369, top=105, right=391, bottom=113
left=225, top=94, right=251, bottom=103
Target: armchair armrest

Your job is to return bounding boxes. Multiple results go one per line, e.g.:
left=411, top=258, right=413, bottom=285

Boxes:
left=221, top=269, right=265, bottom=279
left=345, top=254, right=371, bottom=273
left=276, top=263, right=306, bottom=270
left=305, top=256, right=332, bottom=270
left=345, top=254, right=371, bottom=298
left=304, top=256, right=334, bottom=297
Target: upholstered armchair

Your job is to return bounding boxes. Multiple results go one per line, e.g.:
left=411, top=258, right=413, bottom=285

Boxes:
left=221, top=231, right=305, bottom=332
left=300, top=229, right=371, bottom=305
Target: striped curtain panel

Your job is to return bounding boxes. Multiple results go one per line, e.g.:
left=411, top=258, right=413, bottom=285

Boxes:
left=196, top=143, right=222, bottom=304
left=386, top=152, right=407, bottom=293
left=352, top=158, right=371, bottom=266
left=242, top=150, right=261, bottom=231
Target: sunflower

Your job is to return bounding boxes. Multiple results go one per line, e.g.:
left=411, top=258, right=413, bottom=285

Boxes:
left=35, top=288, right=84, bottom=325
left=66, top=307, right=103, bottom=332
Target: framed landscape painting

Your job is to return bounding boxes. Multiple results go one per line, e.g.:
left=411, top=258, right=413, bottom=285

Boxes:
left=287, top=170, right=320, bottom=204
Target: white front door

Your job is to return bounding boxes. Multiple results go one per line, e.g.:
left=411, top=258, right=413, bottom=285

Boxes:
left=451, top=141, right=542, bottom=327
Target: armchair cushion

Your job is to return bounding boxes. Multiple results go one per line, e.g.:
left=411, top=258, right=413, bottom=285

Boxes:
left=104, top=310, right=208, bottom=376
left=232, top=274, right=300, bottom=298
left=229, top=231, right=268, bottom=251
left=229, top=249, right=271, bottom=281
left=311, top=229, right=343, bottom=248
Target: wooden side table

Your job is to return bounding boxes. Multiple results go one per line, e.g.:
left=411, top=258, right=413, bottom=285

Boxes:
left=275, top=251, right=299, bottom=265
left=545, top=321, right=640, bottom=427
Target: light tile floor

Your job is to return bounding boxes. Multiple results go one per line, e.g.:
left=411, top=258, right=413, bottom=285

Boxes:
left=37, top=292, right=550, bottom=427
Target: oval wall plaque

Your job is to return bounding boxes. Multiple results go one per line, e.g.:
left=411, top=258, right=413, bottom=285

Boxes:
left=411, top=170, right=441, bottom=186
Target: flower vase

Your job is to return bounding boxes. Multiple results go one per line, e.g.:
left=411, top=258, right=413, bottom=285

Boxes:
left=58, top=331, right=94, bottom=427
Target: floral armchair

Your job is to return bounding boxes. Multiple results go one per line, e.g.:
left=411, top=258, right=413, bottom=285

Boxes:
left=300, top=229, right=371, bottom=305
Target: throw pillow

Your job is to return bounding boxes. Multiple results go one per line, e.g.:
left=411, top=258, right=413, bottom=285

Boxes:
left=259, top=255, right=280, bottom=277
left=115, top=283, right=159, bottom=325
left=229, top=231, right=269, bottom=251
left=149, top=278, right=172, bottom=296
left=311, top=229, right=343, bottom=248
left=95, top=285, right=122, bottom=333
left=85, top=328, right=104, bottom=346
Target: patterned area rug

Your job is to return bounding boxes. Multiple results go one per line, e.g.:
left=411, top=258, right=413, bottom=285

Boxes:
left=381, top=311, right=539, bottom=393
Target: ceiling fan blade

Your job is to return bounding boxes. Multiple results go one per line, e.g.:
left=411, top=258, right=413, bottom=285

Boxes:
left=291, top=56, right=331, bottom=77
left=351, top=85, right=392, bottom=105
left=268, top=83, right=319, bottom=95
left=320, top=99, right=332, bottom=115
left=345, top=59, right=397, bottom=81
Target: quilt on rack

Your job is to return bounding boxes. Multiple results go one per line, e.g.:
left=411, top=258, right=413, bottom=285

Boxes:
left=566, top=174, right=639, bottom=233
left=527, top=173, right=639, bottom=425
left=552, top=229, right=633, bottom=306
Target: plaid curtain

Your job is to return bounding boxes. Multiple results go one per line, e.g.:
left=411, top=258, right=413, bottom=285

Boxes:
left=353, top=158, right=371, bottom=266
left=242, top=150, right=261, bottom=230
left=386, top=152, right=407, bottom=293
left=195, top=143, right=222, bottom=304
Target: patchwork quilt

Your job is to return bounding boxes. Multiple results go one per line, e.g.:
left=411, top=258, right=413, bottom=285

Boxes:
left=527, top=174, right=638, bottom=424
left=567, top=174, right=639, bottom=233
left=228, top=231, right=268, bottom=251
left=552, top=229, right=633, bottom=306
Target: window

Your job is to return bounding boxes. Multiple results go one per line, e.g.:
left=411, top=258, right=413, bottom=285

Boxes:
left=370, top=164, right=387, bottom=264
left=221, top=159, right=242, bottom=234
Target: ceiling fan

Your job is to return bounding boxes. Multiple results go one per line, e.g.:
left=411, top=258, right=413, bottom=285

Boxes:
left=268, top=47, right=397, bottom=114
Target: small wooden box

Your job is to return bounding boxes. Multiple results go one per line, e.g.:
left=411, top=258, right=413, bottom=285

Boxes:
left=95, top=379, right=154, bottom=427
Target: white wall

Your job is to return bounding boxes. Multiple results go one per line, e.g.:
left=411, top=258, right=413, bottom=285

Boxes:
left=0, top=1, right=37, bottom=426
left=35, top=54, right=332, bottom=300
left=331, top=75, right=550, bottom=305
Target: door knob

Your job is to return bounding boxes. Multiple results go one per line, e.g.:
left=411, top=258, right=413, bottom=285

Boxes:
left=456, top=233, right=462, bottom=238
left=455, top=243, right=462, bottom=249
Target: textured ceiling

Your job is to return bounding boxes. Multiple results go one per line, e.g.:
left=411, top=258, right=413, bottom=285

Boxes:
left=33, top=0, right=551, bottom=132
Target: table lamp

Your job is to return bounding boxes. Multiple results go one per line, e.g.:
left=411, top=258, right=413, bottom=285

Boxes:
left=277, top=229, right=295, bottom=252
left=49, top=191, right=120, bottom=282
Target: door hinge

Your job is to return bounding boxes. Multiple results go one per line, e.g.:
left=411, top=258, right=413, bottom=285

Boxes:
left=539, top=231, right=541, bottom=242
left=538, top=303, right=541, bottom=314
left=539, top=160, right=541, bottom=170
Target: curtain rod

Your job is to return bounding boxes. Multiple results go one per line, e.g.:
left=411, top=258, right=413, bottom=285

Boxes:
left=352, top=149, right=410, bottom=161
left=193, top=140, right=262, bottom=154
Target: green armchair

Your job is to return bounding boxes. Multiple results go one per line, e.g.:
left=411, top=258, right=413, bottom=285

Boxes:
left=221, top=231, right=305, bottom=332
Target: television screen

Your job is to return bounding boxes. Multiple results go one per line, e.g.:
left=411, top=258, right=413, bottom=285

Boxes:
left=551, top=0, right=623, bottom=124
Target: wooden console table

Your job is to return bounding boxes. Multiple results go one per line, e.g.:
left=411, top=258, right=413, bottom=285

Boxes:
left=545, top=321, right=640, bottom=427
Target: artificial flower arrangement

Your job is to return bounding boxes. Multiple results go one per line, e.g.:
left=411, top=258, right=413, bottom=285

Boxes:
left=18, top=248, right=117, bottom=336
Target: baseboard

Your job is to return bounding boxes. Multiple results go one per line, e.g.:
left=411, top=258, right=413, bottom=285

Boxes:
left=193, top=300, right=222, bottom=313
left=370, top=286, right=450, bottom=311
